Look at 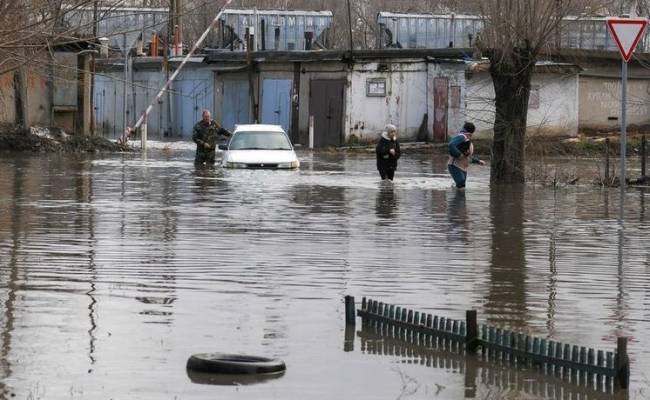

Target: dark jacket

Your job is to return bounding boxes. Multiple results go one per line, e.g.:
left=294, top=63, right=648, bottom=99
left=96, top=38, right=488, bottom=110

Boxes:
left=376, top=134, right=401, bottom=170
left=192, top=120, right=231, bottom=160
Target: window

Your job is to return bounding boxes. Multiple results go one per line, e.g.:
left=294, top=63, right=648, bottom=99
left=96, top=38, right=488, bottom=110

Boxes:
left=366, top=78, right=386, bottom=97
left=229, top=131, right=292, bottom=150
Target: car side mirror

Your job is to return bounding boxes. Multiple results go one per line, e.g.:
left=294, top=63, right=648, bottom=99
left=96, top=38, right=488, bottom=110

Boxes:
left=218, top=144, right=228, bottom=151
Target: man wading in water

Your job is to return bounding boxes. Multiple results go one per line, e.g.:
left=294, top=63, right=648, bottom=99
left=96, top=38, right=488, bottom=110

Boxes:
left=192, top=110, right=231, bottom=166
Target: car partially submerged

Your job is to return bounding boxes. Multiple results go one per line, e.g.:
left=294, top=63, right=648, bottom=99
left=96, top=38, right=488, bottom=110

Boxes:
left=219, top=124, right=300, bottom=169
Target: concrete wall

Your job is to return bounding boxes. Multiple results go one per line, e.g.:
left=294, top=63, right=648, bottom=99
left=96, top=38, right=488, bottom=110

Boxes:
left=27, top=68, right=52, bottom=127
left=347, top=61, right=429, bottom=142
left=464, top=71, right=579, bottom=138
left=579, top=76, right=650, bottom=131
left=0, top=51, right=91, bottom=133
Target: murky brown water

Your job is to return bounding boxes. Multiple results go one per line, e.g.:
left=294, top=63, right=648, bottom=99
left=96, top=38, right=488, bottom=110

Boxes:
left=0, top=146, right=649, bottom=399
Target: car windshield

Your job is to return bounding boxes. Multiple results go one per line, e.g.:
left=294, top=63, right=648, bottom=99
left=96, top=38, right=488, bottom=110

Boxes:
left=228, top=131, right=292, bottom=151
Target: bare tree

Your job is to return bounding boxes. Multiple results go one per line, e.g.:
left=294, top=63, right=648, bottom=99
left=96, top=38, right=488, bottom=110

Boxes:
left=477, top=0, right=609, bottom=184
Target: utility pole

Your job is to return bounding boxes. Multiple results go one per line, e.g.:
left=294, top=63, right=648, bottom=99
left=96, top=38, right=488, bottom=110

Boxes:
left=166, top=0, right=175, bottom=136
left=346, top=0, right=354, bottom=59
left=90, top=0, right=99, bottom=135
left=177, top=0, right=183, bottom=53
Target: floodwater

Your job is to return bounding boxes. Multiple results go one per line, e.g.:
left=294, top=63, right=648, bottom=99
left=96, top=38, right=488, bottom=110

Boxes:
left=0, top=143, right=649, bottom=400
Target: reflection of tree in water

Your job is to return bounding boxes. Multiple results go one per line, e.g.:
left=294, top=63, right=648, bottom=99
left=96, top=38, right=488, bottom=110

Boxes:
left=0, top=158, right=26, bottom=398
left=375, top=184, right=398, bottom=222
left=486, top=186, right=528, bottom=328
left=71, top=158, right=99, bottom=368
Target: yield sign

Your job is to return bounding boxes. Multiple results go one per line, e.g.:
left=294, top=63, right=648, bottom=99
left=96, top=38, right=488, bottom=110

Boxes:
left=607, top=18, right=648, bottom=62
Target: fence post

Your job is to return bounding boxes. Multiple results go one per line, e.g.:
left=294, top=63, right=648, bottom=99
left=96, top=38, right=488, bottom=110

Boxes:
left=345, top=295, right=356, bottom=326
left=615, top=337, right=629, bottom=389
left=465, top=310, right=479, bottom=353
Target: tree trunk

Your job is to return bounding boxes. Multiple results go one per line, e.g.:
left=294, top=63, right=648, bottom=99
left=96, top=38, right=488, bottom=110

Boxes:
left=488, top=48, right=535, bottom=184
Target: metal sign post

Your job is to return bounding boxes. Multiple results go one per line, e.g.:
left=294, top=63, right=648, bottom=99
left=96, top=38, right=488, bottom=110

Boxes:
left=606, top=18, right=648, bottom=215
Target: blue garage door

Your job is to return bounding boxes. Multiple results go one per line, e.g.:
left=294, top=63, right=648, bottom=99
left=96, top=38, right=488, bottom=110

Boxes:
left=261, top=79, right=292, bottom=133
left=222, top=80, right=251, bottom=132
left=174, top=79, right=212, bottom=139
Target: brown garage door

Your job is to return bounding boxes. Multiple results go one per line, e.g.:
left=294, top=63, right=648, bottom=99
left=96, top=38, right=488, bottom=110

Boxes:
left=309, top=79, right=345, bottom=148
left=433, top=77, right=449, bottom=142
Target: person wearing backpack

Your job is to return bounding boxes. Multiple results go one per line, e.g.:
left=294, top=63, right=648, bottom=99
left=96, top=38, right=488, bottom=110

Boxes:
left=448, top=122, right=485, bottom=189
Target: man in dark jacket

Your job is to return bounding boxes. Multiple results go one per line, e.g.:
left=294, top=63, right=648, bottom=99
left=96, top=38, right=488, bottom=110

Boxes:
left=376, top=124, right=401, bottom=180
left=192, top=110, right=231, bottom=165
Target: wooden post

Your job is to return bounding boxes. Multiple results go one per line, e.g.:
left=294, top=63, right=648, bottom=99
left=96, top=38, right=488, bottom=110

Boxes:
left=344, top=295, right=355, bottom=326
left=606, top=351, right=614, bottom=390
left=465, top=310, right=479, bottom=353
left=615, top=337, right=629, bottom=389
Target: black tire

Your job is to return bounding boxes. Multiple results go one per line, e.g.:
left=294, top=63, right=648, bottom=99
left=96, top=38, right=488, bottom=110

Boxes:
left=186, top=353, right=286, bottom=375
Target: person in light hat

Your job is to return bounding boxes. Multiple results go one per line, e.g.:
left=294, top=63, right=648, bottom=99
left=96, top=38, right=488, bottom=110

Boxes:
left=375, top=124, right=401, bottom=181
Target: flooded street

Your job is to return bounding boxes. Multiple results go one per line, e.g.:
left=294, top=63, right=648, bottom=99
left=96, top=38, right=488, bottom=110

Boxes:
left=0, top=145, right=649, bottom=400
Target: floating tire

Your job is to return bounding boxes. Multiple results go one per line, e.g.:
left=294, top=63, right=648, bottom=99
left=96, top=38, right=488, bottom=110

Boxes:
left=187, top=353, right=286, bottom=375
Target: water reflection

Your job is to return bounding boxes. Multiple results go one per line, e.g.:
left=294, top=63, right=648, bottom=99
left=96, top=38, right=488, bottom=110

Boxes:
left=291, top=184, right=346, bottom=215
left=356, top=324, right=628, bottom=400
left=192, top=167, right=221, bottom=196
left=446, top=190, right=469, bottom=243
left=2, top=152, right=650, bottom=399
left=375, top=183, right=398, bottom=221
left=0, top=158, right=24, bottom=399
left=74, top=159, right=99, bottom=368
left=639, top=188, right=646, bottom=222
left=186, top=369, right=285, bottom=386
left=613, top=226, right=628, bottom=335
left=487, top=186, right=528, bottom=327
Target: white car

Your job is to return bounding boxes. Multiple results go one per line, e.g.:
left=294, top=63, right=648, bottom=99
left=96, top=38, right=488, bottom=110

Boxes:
left=219, top=124, right=300, bottom=169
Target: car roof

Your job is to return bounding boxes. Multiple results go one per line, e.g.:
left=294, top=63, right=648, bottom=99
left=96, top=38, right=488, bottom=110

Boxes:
left=234, top=124, right=285, bottom=133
